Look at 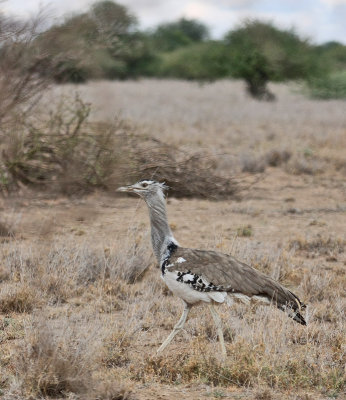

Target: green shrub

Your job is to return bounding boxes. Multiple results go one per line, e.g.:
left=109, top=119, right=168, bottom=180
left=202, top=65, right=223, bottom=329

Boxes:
left=34, top=1, right=153, bottom=82
left=316, top=41, right=346, bottom=71
left=306, top=71, right=346, bottom=99
left=225, top=20, right=324, bottom=100
left=150, top=18, right=209, bottom=52
left=157, top=42, right=230, bottom=81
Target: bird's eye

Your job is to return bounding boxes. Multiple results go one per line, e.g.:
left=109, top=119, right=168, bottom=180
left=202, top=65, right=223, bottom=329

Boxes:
left=142, top=182, right=148, bottom=188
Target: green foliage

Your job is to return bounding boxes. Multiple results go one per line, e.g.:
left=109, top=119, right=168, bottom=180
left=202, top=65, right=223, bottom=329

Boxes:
left=91, top=0, right=137, bottom=36
left=150, top=18, right=209, bottom=52
left=157, top=41, right=230, bottom=80
left=35, top=1, right=152, bottom=82
left=225, top=20, right=323, bottom=99
left=236, top=225, right=253, bottom=237
left=306, top=71, right=346, bottom=99
left=13, top=3, right=345, bottom=99
left=316, top=41, right=346, bottom=71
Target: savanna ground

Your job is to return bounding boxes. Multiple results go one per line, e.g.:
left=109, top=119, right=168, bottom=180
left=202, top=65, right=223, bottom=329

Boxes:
left=0, top=80, right=345, bottom=399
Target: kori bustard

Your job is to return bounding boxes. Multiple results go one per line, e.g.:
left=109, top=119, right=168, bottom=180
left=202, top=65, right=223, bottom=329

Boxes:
left=117, top=180, right=306, bottom=357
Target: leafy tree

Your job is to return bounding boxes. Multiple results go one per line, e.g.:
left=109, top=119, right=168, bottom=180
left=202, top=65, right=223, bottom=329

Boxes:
left=35, top=1, right=152, bottom=82
left=150, top=18, right=209, bottom=52
left=91, top=0, right=137, bottom=38
left=157, top=41, right=230, bottom=80
left=316, top=41, right=346, bottom=71
left=225, top=20, right=323, bottom=100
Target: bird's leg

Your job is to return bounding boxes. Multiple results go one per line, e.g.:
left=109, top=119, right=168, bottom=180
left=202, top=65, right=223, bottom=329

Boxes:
left=208, top=303, right=227, bottom=360
left=157, top=302, right=190, bottom=353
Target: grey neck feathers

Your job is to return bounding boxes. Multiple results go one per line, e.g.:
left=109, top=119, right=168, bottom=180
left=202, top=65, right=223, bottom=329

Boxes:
left=145, top=191, right=177, bottom=262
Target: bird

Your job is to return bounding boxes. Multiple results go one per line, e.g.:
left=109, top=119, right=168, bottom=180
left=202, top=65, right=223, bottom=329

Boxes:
left=117, top=180, right=306, bottom=358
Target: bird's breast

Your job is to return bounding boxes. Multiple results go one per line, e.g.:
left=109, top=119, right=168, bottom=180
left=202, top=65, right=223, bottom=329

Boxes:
left=162, top=270, right=228, bottom=305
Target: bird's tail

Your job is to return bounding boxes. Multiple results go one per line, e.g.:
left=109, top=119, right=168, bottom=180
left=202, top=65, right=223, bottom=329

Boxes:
left=278, top=290, right=307, bottom=326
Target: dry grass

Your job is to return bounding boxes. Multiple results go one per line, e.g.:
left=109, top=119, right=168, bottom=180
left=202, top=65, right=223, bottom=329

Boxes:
left=289, top=236, right=345, bottom=257
left=60, top=80, right=346, bottom=158
left=1, top=80, right=345, bottom=399
left=7, top=316, right=132, bottom=399
left=0, top=283, right=40, bottom=313
left=0, top=229, right=344, bottom=398
left=0, top=228, right=153, bottom=308
left=0, top=91, right=238, bottom=199
left=15, top=318, right=96, bottom=397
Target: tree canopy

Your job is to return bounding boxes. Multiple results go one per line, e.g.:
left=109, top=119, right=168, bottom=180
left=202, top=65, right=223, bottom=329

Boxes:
left=22, top=1, right=346, bottom=99
left=150, top=18, right=210, bottom=52
left=225, top=20, right=324, bottom=99
left=36, top=0, right=151, bottom=82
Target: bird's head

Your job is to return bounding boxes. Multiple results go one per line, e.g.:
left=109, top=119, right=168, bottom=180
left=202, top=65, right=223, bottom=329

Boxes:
left=117, top=180, right=169, bottom=200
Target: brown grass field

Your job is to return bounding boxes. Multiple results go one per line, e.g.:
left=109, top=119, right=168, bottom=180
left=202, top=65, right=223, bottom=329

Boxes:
left=0, top=80, right=345, bottom=399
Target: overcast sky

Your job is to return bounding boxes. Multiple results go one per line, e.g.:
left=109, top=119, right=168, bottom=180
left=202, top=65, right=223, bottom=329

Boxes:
left=2, top=0, right=346, bottom=44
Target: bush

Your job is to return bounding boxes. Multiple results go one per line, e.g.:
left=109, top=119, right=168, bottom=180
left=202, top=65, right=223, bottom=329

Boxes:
left=225, top=20, right=324, bottom=100
left=306, top=71, right=346, bottom=99
left=149, top=18, right=209, bottom=52
left=120, top=133, right=238, bottom=199
left=157, top=42, right=230, bottom=80
left=34, top=1, right=154, bottom=82
left=0, top=94, right=124, bottom=194
left=0, top=12, right=50, bottom=126
left=0, top=93, right=239, bottom=199
left=316, top=41, right=346, bottom=71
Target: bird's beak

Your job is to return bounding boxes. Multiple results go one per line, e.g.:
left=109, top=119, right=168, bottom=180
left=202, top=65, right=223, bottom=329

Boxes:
left=116, top=185, right=134, bottom=193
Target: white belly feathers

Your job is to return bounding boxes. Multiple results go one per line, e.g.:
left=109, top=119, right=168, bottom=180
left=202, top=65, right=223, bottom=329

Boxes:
left=162, top=270, right=228, bottom=305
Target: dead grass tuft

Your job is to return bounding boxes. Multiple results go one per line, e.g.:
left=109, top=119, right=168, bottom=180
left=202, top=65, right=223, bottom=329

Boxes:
left=0, top=265, right=10, bottom=282
left=241, top=153, right=266, bottom=173
left=12, top=316, right=129, bottom=399
left=102, top=332, right=131, bottom=369
left=90, top=376, right=134, bottom=400
left=300, top=266, right=344, bottom=302
left=0, top=283, right=40, bottom=313
left=254, top=389, right=273, bottom=400
left=0, top=221, right=12, bottom=237
left=240, top=149, right=291, bottom=174
left=265, top=149, right=291, bottom=167
left=285, top=155, right=326, bottom=175
left=289, top=236, right=345, bottom=258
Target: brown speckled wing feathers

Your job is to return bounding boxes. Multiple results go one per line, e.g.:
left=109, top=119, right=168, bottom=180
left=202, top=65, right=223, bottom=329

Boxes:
left=169, top=247, right=304, bottom=311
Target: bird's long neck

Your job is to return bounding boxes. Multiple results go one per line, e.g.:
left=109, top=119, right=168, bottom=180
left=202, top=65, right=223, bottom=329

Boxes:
left=145, top=193, right=177, bottom=262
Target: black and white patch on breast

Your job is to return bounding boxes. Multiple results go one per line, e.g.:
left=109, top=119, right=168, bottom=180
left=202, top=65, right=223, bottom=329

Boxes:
left=161, top=244, right=226, bottom=293
left=176, top=270, right=225, bottom=292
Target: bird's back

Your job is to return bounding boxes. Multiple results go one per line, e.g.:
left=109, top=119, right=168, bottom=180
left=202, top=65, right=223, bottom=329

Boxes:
left=163, top=246, right=306, bottom=325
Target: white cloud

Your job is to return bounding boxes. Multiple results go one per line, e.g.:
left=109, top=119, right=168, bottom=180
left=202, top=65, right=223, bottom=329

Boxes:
left=320, top=0, right=346, bottom=5
left=201, top=0, right=258, bottom=8
left=1, top=0, right=346, bottom=44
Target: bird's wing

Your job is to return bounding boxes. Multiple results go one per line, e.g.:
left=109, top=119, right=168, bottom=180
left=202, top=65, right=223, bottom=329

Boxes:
left=168, top=247, right=305, bottom=312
